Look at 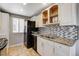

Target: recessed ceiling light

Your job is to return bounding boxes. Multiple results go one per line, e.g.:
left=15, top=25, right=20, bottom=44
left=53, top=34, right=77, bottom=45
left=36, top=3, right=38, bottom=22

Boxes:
left=23, top=3, right=27, bottom=5
left=43, top=3, right=47, bottom=5
left=20, top=9, right=23, bottom=12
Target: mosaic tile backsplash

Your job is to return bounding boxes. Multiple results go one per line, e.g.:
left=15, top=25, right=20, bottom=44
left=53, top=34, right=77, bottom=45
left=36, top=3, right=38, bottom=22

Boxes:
left=38, top=25, right=78, bottom=40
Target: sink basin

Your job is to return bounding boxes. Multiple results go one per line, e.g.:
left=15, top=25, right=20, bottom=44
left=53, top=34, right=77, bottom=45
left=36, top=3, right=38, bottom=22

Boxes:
left=46, top=36, right=55, bottom=39
left=40, top=34, right=56, bottom=39
left=0, top=38, right=8, bottom=50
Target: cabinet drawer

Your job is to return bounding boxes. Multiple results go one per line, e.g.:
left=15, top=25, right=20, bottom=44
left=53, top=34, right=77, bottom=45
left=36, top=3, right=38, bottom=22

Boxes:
left=37, top=37, right=44, bottom=55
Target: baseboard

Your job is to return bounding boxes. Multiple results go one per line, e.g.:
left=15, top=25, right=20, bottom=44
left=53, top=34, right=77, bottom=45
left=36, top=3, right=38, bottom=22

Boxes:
left=9, top=43, right=23, bottom=48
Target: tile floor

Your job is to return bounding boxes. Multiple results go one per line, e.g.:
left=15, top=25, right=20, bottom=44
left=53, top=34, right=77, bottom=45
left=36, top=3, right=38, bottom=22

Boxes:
left=7, top=45, right=39, bottom=56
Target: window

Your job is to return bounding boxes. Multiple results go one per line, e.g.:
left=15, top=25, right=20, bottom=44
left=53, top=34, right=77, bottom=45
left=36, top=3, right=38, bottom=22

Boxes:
left=12, top=17, right=24, bottom=33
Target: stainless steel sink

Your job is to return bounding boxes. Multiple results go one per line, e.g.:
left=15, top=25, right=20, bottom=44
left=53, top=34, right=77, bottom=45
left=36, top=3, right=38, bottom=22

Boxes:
left=39, top=34, right=57, bottom=39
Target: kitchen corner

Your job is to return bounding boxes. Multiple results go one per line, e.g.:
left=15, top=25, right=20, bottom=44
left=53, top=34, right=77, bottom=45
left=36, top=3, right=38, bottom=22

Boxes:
left=0, top=3, right=79, bottom=56
left=32, top=24, right=79, bottom=56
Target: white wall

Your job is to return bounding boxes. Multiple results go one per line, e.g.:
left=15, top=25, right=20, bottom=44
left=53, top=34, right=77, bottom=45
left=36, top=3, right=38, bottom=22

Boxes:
left=9, top=33, right=24, bottom=46
left=0, top=12, right=9, bottom=40
left=0, top=12, right=9, bottom=54
left=9, top=15, right=27, bottom=47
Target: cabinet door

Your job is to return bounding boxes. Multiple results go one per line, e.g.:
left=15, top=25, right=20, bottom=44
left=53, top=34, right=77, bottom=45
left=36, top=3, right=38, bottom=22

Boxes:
left=37, top=36, right=55, bottom=56
left=36, top=14, right=44, bottom=27
left=38, top=14, right=44, bottom=27
left=37, top=37, right=44, bottom=55
left=2, top=13, right=9, bottom=39
left=55, top=42, right=70, bottom=56
left=36, top=16, right=39, bottom=27
left=58, top=3, right=76, bottom=25
left=0, top=12, right=2, bottom=29
left=44, top=39, right=55, bottom=56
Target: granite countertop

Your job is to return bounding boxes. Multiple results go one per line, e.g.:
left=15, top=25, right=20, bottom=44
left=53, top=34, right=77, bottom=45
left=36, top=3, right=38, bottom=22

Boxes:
left=32, top=33, right=76, bottom=46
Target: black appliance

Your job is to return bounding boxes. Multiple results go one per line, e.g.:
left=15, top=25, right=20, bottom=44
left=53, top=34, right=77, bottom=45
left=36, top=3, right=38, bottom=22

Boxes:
left=32, top=36, right=37, bottom=52
left=24, top=20, right=38, bottom=49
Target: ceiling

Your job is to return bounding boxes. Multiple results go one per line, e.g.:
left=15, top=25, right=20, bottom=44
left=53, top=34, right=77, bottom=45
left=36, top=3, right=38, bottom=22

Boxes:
left=0, top=3, right=52, bottom=17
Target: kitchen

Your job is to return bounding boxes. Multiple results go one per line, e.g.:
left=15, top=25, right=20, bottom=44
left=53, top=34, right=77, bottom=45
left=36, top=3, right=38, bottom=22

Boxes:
left=0, top=3, right=79, bottom=56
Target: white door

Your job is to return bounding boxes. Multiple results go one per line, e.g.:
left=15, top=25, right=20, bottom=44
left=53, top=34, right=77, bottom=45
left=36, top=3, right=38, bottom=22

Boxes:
left=58, top=3, right=75, bottom=25
left=55, top=42, right=70, bottom=56
left=44, top=39, right=55, bottom=56
left=35, top=16, right=39, bottom=27
left=1, top=12, right=9, bottom=55
left=0, top=12, right=2, bottom=29
left=2, top=13, right=9, bottom=39
left=37, top=37, right=44, bottom=55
